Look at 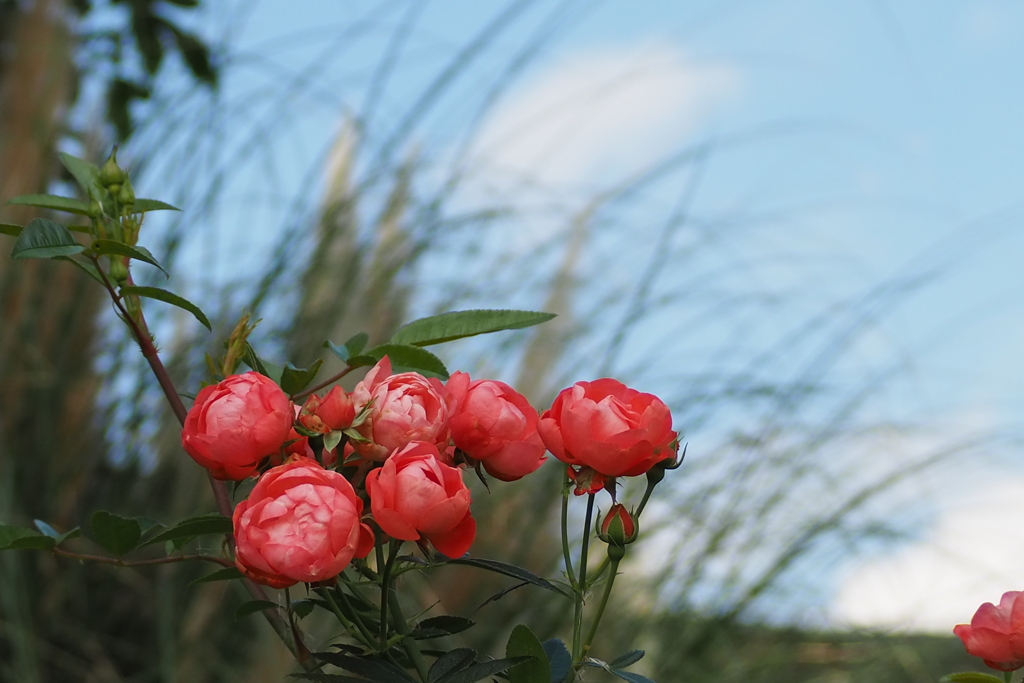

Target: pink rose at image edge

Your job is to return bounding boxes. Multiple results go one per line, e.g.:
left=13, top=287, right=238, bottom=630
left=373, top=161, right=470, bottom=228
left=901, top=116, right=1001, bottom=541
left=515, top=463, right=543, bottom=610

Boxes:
left=233, top=458, right=374, bottom=588
left=445, top=371, right=546, bottom=481
left=954, top=591, right=1024, bottom=671
left=349, top=357, right=450, bottom=461
left=364, top=441, right=476, bottom=558
left=537, top=378, right=677, bottom=488
left=181, top=371, right=294, bottom=480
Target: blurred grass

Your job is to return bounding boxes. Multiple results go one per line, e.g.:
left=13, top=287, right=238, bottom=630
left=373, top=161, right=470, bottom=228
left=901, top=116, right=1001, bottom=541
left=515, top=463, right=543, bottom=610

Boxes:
left=0, top=1, right=1003, bottom=681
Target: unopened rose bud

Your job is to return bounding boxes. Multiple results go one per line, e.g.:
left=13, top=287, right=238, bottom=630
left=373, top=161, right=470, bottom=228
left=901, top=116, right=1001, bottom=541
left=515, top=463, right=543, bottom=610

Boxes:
left=99, top=148, right=125, bottom=190
left=87, top=196, right=103, bottom=219
left=108, top=258, right=129, bottom=285
left=597, top=504, right=638, bottom=548
left=117, top=173, right=135, bottom=208
left=317, top=386, right=355, bottom=431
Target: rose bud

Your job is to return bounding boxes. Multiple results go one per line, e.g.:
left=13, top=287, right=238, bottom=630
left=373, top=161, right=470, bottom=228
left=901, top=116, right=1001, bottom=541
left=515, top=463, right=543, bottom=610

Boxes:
left=233, top=459, right=374, bottom=588
left=181, top=372, right=294, bottom=480
left=298, top=386, right=355, bottom=434
left=538, top=379, right=677, bottom=495
left=597, top=504, right=638, bottom=547
left=954, top=591, right=1024, bottom=671
left=365, top=441, right=475, bottom=558
left=350, top=357, right=449, bottom=461
left=445, top=371, right=546, bottom=481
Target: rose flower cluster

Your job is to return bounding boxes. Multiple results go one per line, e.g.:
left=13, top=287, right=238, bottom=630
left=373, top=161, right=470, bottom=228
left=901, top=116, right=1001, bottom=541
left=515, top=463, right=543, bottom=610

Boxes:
left=180, top=357, right=678, bottom=588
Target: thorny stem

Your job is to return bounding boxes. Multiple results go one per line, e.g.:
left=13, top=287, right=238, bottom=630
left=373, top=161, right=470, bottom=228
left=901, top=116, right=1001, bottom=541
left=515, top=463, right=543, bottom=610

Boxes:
left=92, top=255, right=317, bottom=671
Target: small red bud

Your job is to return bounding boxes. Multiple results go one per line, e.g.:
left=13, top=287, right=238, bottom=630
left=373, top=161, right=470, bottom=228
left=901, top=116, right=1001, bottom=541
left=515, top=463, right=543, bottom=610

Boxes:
left=598, top=504, right=638, bottom=547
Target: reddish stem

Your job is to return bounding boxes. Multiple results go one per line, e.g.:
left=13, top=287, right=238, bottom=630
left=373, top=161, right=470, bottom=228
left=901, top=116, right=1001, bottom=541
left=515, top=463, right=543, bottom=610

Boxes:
left=92, top=256, right=315, bottom=669
left=54, top=548, right=233, bottom=568
left=292, top=365, right=356, bottom=401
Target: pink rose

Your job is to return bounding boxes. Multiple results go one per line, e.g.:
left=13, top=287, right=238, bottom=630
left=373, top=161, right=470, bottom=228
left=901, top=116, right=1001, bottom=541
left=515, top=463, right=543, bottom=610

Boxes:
left=955, top=591, right=1024, bottom=671
left=181, top=372, right=293, bottom=480
left=298, top=386, right=355, bottom=434
left=364, top=441, right=475, bottom=558
left=233, top=459, right=374, bottom=588
left=538, top=379, right=676, bottom=495
left=350, top=357, right=449, bottom=461
left=445, top=371, right=546, bottom=481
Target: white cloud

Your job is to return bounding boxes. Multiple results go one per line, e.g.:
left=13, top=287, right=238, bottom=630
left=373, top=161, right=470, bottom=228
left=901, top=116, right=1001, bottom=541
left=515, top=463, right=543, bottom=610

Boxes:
left=832, top=474, right=1024, bottom=633
left=465, top=42, right=740, bottom=196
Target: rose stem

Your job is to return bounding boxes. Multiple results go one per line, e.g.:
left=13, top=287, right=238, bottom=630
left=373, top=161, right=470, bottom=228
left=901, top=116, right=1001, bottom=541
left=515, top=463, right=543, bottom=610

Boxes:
left=560, top=475, right=578, bottom=591
left=572, top=492, right=596, bottom=662
left=92, top=255, right=317, bottom=670
left=579, top=556, right=620, bottom=661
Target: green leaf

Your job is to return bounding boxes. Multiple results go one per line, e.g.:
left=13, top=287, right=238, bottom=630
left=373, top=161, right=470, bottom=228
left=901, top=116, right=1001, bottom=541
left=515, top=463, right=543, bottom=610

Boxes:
left=943, top=674, right=1007, bottom=683
left=34, top=520, right=80, bottom=545
left=235, top=600, right=280, bottom=620
left=506, top=625, right=548, bottom=683
left=323, top=430, right=344, bottom=453
left=542, top=640, right=571, bottom=683
left=579, top=660, right=657, bottom=683
left=391, top=309, right=555, bottom=347
left=189, top=566, right=242, bottom=586
left=437, top=656, right=532, bottom=683
left=54, top=255, right=105, bottom=284
left=291, top=599, right=316, bottom=619
left=131, top=198, right=181, bottom=213
left=0, top=524, right=56, bottom=551
left=445, top=558, right=571, bottom=598
left=413, top=615, right=475, bottom=640
left=90, top=511, right=142, bottom=556
left=323, top=332, right=369, bottom=362
left=7, top=193, right=91, bottom=215
left=142, top=513, right=232, bottom=548
left=312, top=653, right=418, bottom=683
left=428, top=649, right=476, bottom=682
left=348, top=344, right=449, bottom=380
left=59, top=151, right=103, bottom=199
left=166, top=24, right=217, bottom=85
left=0, top=223, right=21, bottom=237
left=281, top=359, right=324, bottom=395
left=10, top=218, right=84, bottom=259
left=91, top=239, right=168, bottom=276
left=241, top=343, right=269, bottom=376
left=120, top=286, right=211, bottom=330
left=289, top=674, right=371, bottom=683
left=608, top=651, right=645, bottom=670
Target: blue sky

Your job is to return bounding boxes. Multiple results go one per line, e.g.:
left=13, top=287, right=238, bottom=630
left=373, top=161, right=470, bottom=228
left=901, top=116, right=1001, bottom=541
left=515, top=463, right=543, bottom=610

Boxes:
left=125, top=0, right=1024, bottom=631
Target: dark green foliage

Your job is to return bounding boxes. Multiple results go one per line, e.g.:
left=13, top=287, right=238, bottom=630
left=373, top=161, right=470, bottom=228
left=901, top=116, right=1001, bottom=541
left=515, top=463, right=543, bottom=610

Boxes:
left=9, top=218, right=83, bottom=259
left=141, top=513, right=231, bottom=548
left=348, top=343, right=449, bottom=379
left=91, top=240, right=168, bottom=275
left=542, top=640, right=571, bottom=683
left=120, top=285, right=212, bottom=329
left=390, top=309, right=555, bottom=347
left=444, top=557, right=572, bottom=598
left=280, top=359, right=324, bottom=395
left=505, top=625, right=548, bottom=683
